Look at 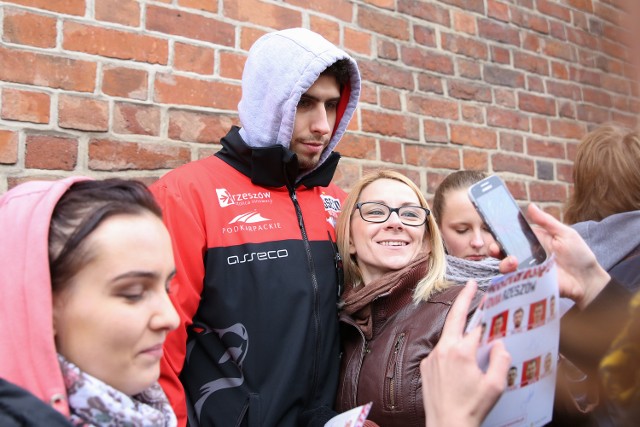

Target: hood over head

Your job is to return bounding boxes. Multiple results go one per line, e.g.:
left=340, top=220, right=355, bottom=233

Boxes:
left=0, top=176, right=91, bottom=417
left=238, top=27, right=360, bottom=172
left=572, top=210, right=640, bottom=270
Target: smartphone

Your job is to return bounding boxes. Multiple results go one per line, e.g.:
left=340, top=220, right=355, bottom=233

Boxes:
left=468, top=175, right=547, bottom=268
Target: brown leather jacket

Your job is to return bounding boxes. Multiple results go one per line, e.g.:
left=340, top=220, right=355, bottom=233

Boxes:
left=335, top=282, right=482, bottom=426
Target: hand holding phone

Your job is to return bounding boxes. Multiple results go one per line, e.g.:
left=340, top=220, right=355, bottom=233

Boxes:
left=468, top=175, right=547, bottom=268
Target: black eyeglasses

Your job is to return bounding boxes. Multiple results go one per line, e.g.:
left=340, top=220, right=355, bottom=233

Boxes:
left=355, top=202, right=430, bottom=227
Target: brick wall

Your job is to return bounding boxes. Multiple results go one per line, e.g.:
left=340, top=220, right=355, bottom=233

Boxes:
left=0, top=0, right=637, bottom=216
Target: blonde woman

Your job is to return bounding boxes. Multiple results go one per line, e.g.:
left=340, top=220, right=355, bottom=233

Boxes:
left=334, top=170, right=482, bottom=426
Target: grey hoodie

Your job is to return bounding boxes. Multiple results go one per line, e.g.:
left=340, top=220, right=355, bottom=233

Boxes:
left=238, top=28, right=360, bottom=171
left=572, top=210, right=640, bottom=271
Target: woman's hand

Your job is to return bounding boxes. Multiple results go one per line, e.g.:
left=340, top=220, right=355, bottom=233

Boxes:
left=491, top=204, right=610, bottom=310
left=421, top=281, right=511, bottom=427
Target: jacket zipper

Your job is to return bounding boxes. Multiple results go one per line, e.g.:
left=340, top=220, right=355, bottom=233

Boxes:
left=288, top=188, right=322, bottom=399
left=385, top=332, right=405, bottom=410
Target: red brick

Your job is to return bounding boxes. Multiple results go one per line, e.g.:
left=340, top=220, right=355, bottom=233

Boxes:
left=452, top=10, right=477, bottom=34
left=513, top=52, right=549, bottom=75
left=567, top=28, right=598, bottom=50
left=426, top=171, right=448, bottom=194
left=406, top=145, right=460, bottom=169
left=484, top=65, right=525, bottom=88
left=519, top=93, right=556, bottom=115
left=450, top=125, right=497, bottom=149
left=339, top=134, right=376, bottom=160
left=557, top=163, right=573, bottom=183
left=58, top=95, right=109, bottom=132
left=442, top=33, right=488, bottom=60
left=577, top=104, right=611, bottom=123
left=448, top=80, right=491, bottom=102
left=423, top=119, right=448, bottom=144
left=494, top=88, right=516, bottom=108
left=499, top=132, right=524, bottom=152
left=527, top=138, right=566, bottom=159
left=197, top=146, right=220, bottom=160
left=89, top=139, right=191, bottom=171
left=168, top=109, right=237, bottom=143
left=570, top=67, right=601, bottom=87
left=601, top=74, right=630, bottom=95
left=379, top=139, right=403, bottom=163
left=511, top=8, right=549, bottom=34
left=612, top=111, right=638, bottom=129
left=529, top=182, right=567, bottom=202
left=549, top=120, right=586, bottom=140
left=173, top=43, right=214, bottom=75
left=359, top=6, right=409, bottom=41
left=8, top=175, right=68, bottom=189
left=527, top=75, right=545, bottom=93
left=567, top=0, right=593, bottom=13
left=3, top=8, right=57, bottom=48
left=0, top=47, right=96, bottom=92
left=546, top=81, right=581, bottom=100
left=491, top=46, right=510, bottom=64
left=224, top=0, right=302, bottom=30
left=0, top=130, right=18, bottom=164
left=440, top=0, right=485, bottom=13
left=287, top=0, right=352, bottom=21
left=377, top=40, right=398, bottom=60
left=25, top=134, right=78, bottom=170
left=240, top=27, right=268, bottom=51
left=361, top=110, right=419, bottom=140
left=310, top=15, right=340, bottom=46
left=401, top=47, right=454, bottom=74
left=408, top=95, right=458, bottom=120
left=219, top=51, right=246, bottom=80
left=113, top=102, right=161, bottom=136
left=3, top=88, right=49, bottom=126
left=398, top=0, right=451, bottom=26
left=478, top=19, right=520, bottom=46
left=154, top=73, right=241, bottom=110
left=504, top=180, right=527, bottom=201
left=333, top=161, right=361, bottom=193
left=379, top=88, right=401, bottom=110
left=487, top=107, right=529, bottom=131
left=543, top=39, right=576, bottom=61
left=558, top=101, right=576, bottom=119
left=462, top=105, right=484, bottom=124
left=414, top=25, right=437, bottom=47
left=363, top=0, right=395, bottom=9
left=537, top=0, right=571, bottom=22
left=102, top=66, right=148, bottom=100
left=359, top=60, right=413, bottom=90
left=488, top=0, right=510, bottom=22
left=492, top=153, right=535, bottom=176
left=531, top=117, right=550, bottom=136
left=458, top=59, right=482, bottom=80
left=3, top=0, right=84, bottom=15
left=344, top=27, right=371, bottom=56
left=359, top=83, right=377, bottom=105
left=63, top=22, right=168, bottom=64
left=551, top=62, right=569, bottom=80
left=95, top=0, right=140, bottom=26
left=178, top=0, right=218, bottom=12
left=463, top=150, right=489, bottom=170
left=549, top=21, right=567, bottom=40
left=147, top=5, right=234, bottom=46
left=522, top=33, right=541, bottom=52
left=417, top=74, right=444, bottom=94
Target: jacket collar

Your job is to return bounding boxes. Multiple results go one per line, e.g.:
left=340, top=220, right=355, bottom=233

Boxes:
left=215, top=126, right=340, bottom=189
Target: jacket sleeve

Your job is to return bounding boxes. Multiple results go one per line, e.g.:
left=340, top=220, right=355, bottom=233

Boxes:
left=560, top=279, right=631, bottom=376
left=150, top=179, right=208, bottom=427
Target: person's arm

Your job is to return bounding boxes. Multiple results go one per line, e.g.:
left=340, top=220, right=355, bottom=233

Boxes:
left=420, top=281, right=511, bottom=427
left=150, top=179, right=208, bottom=427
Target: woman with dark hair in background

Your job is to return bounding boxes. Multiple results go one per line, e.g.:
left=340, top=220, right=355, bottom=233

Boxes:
left=0, top=178, right=179, bottom=426
left=432, top=170, right=500, bottom=288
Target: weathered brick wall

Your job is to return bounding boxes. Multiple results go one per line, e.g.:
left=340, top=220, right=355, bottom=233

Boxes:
left=0, top=0, right=637, bottom=216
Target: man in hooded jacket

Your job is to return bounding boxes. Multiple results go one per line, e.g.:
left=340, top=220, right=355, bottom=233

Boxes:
left=150, top=28, right=361, bottom=427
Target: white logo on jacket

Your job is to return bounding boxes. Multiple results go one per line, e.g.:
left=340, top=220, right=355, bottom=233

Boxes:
left=216, top=188, right=272, bottom=208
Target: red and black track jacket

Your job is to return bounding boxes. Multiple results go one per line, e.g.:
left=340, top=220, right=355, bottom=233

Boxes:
left=151, top=127, right=346, bottom=427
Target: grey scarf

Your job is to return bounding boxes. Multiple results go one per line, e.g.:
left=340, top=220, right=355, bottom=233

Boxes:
left=445, top=255, right=501, bottom=289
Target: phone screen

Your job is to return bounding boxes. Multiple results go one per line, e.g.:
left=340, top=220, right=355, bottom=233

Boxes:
left=469, top=177, right=547, bottom=268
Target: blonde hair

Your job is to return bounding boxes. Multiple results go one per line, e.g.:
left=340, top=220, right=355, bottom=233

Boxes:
left=432, top=170, right=487, bottom=226
left=336, top=170, right=448, bottom=303
left=564, top=125, right=640, bottom=224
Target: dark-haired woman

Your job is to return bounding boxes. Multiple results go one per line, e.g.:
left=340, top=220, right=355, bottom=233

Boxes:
left=0, top=177, right=179, bottom=426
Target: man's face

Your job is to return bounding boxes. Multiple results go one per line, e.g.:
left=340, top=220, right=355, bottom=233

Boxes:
left=514, top=309, right=523, bottom=328
left=493, top=316, right=504, bottom=335
left=526, top=360, right=537, bottom=381
left=290, top=74, right=341, bottom=171
left=544, top=354, right=552, bottom=373
left=534, top=304, right=544, bottom=323
left=507, top=368, right=517, bottom=386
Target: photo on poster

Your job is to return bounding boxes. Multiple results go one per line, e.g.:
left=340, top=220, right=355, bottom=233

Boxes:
left=527, top=299, right=547, bottom=330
